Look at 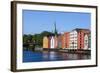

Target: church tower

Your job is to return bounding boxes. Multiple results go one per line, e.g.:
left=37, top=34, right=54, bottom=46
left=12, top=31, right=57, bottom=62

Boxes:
left=54, top=22, right=58, bottom=36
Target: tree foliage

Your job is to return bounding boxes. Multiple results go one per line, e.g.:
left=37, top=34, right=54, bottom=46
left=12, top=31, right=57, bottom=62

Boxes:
left=23, top=31, right=54, bottom=48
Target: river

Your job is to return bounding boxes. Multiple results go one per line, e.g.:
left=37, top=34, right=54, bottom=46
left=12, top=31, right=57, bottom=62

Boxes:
left=23, top=49, right=91, bottom=62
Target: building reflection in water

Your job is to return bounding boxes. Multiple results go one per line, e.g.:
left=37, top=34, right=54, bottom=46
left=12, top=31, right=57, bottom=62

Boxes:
left=42, top=51, right=91, bottom=61
left=23, top=50, right=91, bottom=62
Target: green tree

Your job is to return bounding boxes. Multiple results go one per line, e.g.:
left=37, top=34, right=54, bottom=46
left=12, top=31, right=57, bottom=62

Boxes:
left=23, top=31, right=54, bottom=49
left=23, top=34, right=28, bottom=44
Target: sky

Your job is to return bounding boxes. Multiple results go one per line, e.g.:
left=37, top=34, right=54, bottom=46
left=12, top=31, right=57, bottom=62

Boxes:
left=23, top=10, right=91, bottom=34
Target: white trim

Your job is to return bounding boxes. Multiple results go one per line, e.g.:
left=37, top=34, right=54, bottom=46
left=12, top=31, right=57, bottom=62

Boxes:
left=16, top=3, right=96, bottom=70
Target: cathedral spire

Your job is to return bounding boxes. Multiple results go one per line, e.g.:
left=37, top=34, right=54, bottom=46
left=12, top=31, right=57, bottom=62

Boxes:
left=54, top=22, right=58, bottom=36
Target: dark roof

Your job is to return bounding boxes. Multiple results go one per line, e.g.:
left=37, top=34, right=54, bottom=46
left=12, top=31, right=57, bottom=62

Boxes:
left=72, top=28, right=90, bottom=32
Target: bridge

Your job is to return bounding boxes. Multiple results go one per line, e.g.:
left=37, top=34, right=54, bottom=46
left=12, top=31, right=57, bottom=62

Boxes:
left=23, top=42, right=41, bottom=51
left=24, top=42, right=39, bottom=46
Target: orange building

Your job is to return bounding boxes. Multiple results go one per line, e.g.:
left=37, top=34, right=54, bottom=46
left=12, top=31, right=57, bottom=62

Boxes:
left=54, top=36, right=58, bottom=48
left=62, top=34, right=64, bottom=48
left=69, top=28, right=90, bottom=49
left=62, top=32, right=70, bottom=49
left=77, top=29, right=90, bottom=49
left=57, top=34, right=62, bottom=48
left=43, top=36, right=50, bottom=49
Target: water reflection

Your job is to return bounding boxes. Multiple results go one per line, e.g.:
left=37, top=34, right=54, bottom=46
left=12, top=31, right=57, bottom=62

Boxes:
left=23, top=50, right=91, bottom=62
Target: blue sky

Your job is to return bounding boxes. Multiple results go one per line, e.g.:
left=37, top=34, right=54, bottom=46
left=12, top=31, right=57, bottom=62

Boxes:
left=23, top=10, right=91, bottom=34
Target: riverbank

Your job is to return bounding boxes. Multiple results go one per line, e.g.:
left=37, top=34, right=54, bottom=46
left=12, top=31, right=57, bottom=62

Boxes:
left=43, top=48, right=91, bottom=55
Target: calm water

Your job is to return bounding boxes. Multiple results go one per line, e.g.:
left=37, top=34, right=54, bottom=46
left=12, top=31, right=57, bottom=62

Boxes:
left=23, top=49, right=91, bottom=62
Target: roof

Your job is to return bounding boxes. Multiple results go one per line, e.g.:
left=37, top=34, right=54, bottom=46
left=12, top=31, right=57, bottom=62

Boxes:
left=72, top=28, right=90, bottom=32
